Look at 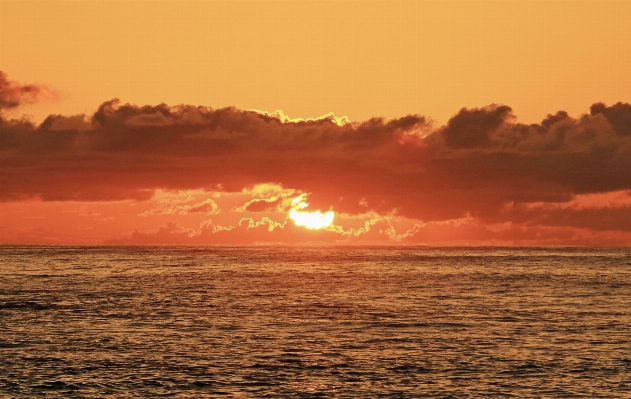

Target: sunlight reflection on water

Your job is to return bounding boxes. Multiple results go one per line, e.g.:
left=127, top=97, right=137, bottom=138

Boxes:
left=1, top=246, right=630, bottom=397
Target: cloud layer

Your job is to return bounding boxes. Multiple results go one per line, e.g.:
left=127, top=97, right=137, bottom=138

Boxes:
left=2, top=72, right=631, bottom=244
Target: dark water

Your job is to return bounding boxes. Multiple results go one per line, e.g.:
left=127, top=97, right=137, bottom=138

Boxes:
left=1, top=246, right=630, bottom=398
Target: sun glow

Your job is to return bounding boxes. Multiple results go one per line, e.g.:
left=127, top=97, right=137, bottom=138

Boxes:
left=288, top=195, right=334, bottom=230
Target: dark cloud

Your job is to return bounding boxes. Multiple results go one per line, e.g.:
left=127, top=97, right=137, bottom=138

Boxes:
left=491, top=198, right=631, bottom=232
left=2, top=71, right=631, bottom=236
left=541, top=111, right=569, bottom=128
left=243, top=198, right=283, bottom=212
left=0, top=71, right=57, bottom=112
left=442, top=105, right=513, bottom=148
left=590, top=102, right=631, bottom=136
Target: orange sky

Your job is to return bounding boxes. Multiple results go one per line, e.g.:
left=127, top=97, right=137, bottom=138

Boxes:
left=1, top=1, right=631, bottom=245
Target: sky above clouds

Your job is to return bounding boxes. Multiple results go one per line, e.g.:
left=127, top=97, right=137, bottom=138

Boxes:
left=1, top=1, right=631, bottom=245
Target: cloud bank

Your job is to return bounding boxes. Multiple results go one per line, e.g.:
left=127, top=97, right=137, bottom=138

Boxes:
left=2, top=72, right=631, bottom=244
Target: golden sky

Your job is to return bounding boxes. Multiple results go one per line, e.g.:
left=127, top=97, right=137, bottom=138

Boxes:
left=4, top=1, right=631, bottom=124
left=2, top=1, right=631, bottom=245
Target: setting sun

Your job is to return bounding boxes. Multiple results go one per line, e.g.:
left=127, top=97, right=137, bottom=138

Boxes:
left=288, top=195, right=334, bottom=230
left=2, top=2, right=631, bottom=398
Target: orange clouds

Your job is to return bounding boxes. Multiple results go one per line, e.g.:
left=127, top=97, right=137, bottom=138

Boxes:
left=2, top=72, right=631, bottom=245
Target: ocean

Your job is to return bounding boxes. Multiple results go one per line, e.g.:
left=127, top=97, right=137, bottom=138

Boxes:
left=1, top=246, right=630, bottom=398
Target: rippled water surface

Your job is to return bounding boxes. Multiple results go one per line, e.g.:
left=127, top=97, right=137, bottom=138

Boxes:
left=1, top=246, right=630, bottom=398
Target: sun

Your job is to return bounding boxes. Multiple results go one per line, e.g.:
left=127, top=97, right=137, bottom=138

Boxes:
left=288, top=194, right=334, bottom=230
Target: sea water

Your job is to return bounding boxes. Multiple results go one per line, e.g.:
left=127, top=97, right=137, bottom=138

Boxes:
left=1, top=246, right=630, bottom=398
